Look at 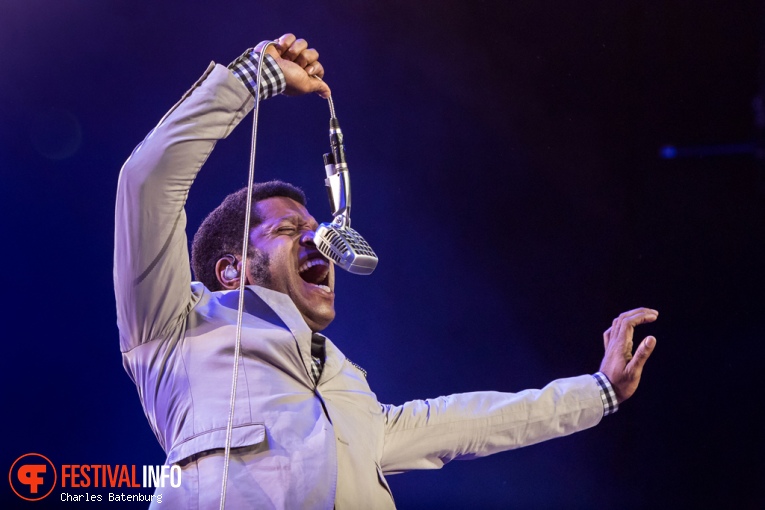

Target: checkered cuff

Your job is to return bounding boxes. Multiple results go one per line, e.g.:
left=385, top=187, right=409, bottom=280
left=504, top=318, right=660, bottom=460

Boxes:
left=592, top=372, right=619, bottom=416
left=228, top=46, right=286, bottom=100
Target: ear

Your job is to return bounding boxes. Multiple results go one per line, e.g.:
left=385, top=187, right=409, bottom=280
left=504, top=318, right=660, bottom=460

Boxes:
left=215, top=255, right=242, bottom=290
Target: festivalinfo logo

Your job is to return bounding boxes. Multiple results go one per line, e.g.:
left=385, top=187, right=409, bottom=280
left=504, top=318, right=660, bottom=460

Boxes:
left=9, top=452, right=181, bottom=503
left=9, top=453, right=57, bottom=501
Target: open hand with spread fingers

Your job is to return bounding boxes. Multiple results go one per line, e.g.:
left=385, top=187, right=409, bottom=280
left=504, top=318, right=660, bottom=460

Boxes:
left=599, top=307, right=658, bottom=403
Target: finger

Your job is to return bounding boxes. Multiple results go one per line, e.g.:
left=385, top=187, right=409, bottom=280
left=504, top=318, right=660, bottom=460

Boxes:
left=625, top=335, right=656, bottom=380
left=614, top=310, right=642, bottom=347
left=295, top=48, right=319, bottom=68
left=275, top=33, right=296, bottom=55
left=603, top=326, right=612, bottom=349
left=263, top=44, right=281, bottom=60
left=618, top=307, right=659, bottom=318
left=604, top=317, right=618, bottom=349
left=610, top=308, right=657, bottom=364
left=284, top=38, right=309, bottom=61
left=614, top=308, right=659, bottom=332
left=312, top=75, right=331, bottom=98
left=614, top=308, right=658, bottom=344
left=307, top=61, right=325, bottom=79
left=255, top=38, right=281, bottom=59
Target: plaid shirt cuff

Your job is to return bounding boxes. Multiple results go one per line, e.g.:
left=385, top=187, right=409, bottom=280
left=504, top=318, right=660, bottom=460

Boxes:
left=227, top=46, right=286, bottom=100
left=592, top=372, right=619, bottom=416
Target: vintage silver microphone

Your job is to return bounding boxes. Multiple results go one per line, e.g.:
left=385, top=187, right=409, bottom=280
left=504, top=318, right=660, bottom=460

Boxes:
left=314, top=101, right=378, bottom=275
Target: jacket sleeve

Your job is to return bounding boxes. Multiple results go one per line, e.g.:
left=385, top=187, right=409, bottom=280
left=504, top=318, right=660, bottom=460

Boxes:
left=113, top=63, right=255, bottom=353
left=379, top=374, right=604, bottom=474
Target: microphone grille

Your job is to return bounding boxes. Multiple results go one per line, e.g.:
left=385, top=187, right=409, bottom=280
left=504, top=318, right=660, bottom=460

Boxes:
left=315, top=223, right=378, bottom=275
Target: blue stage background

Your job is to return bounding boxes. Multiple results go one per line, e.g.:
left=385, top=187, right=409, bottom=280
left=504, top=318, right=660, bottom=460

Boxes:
left=1, top=1, right=763, bottom=508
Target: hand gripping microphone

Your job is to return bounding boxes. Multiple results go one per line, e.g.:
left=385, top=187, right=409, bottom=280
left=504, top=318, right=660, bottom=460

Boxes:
left=314, top=100, right=378, bottom=275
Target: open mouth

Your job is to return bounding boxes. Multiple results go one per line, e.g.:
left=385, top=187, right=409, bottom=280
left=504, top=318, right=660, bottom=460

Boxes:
left=298, top=256, right=331, bottom=292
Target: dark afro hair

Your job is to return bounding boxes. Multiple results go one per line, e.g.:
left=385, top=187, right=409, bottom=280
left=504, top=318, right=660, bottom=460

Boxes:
left=191, top=180, right=306, bottom=291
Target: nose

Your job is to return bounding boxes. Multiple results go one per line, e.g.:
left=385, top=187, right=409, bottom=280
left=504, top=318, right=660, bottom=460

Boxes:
left=300, top=230, right=316, bottom=247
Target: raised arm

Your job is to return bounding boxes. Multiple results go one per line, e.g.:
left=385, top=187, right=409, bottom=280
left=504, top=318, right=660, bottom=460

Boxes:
left=113, top=34, right=329, bottom=352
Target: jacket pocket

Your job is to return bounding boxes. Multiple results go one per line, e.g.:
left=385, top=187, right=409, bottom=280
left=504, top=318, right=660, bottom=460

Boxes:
left=167, top=422, right=266, bottom=465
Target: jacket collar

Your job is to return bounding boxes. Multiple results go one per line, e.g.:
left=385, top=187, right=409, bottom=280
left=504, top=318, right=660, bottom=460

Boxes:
left=245, top=285, right=345, bottom=385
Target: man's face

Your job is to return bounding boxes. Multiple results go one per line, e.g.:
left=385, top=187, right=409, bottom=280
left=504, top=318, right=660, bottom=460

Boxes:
left=246, top=196, right=335, bottom=331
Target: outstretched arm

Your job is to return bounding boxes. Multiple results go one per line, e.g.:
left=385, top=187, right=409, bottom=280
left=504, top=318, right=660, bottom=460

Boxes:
left=380, top=374, right=605, bottom=473
left=380, top=308, right=658, bottom=473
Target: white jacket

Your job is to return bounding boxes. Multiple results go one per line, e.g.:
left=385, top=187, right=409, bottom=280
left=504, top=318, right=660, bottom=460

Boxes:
left=114, top=61, right=604, bottom=509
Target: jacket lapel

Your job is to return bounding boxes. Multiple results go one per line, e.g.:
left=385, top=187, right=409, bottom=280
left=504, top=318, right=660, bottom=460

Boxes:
left=246, top=285, right=316, bottom=384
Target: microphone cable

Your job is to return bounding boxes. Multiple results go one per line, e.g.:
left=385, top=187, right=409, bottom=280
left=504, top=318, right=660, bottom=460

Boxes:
left=220, top=48, right=375, bottom=509
left=219, top=40, right=276, bottom=510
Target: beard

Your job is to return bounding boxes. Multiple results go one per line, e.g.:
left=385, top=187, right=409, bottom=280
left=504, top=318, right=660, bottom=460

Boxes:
left=247, top=249, right=272, bottom=288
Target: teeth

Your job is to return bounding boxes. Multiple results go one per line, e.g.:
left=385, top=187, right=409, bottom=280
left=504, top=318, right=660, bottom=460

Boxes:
left=314, top=284, right=331, bottom=293
left=298, top=258, right=329, bottom=274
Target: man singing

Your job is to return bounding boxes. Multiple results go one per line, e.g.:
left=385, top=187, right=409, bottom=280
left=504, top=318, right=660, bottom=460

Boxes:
left=114, top=33, right=658, bottom=508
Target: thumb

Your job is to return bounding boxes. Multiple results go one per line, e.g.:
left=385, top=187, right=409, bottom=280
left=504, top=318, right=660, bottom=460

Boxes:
left=256, top=39, right=281, bottom=58
left=313, top=79, right=331, bottom=99
left=626, top=335, right=656, bottom=379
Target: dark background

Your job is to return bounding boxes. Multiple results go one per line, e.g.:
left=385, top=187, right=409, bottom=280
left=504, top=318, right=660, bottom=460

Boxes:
left=2, top=1, right=763, bottom=508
